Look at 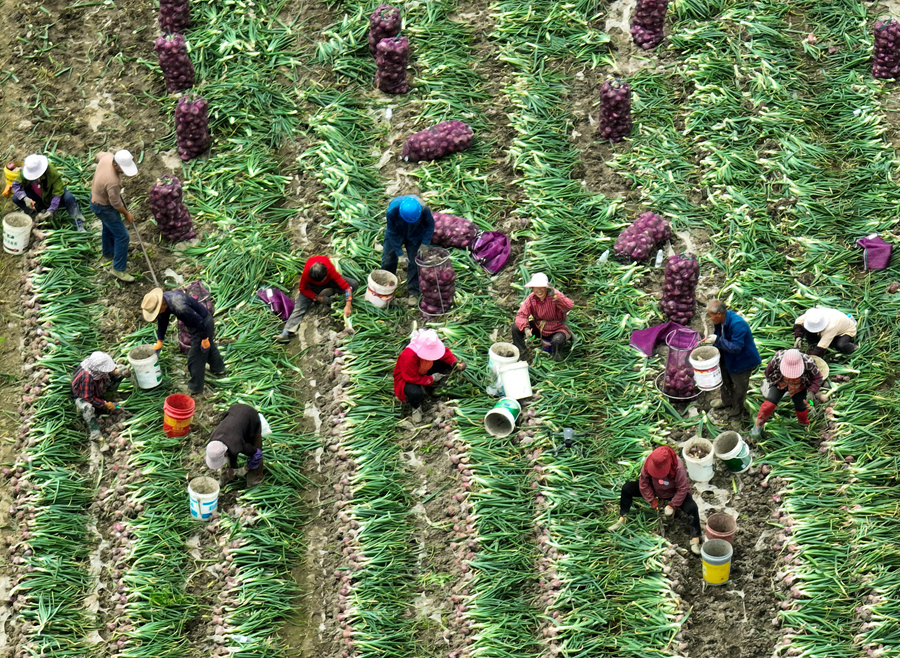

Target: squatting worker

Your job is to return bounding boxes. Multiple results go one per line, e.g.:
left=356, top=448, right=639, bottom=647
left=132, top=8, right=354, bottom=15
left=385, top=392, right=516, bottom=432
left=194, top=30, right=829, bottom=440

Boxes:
left=277, top=255, right=358, bottom=343
left=206, top=403, right=266, bottom=488
left=752, top=348, right=823, bottom=439
left=608, top=446, right=703, bottom=555
left=381, top=194, right=435, bottom=303
left=142, top=287, right=225, bottom=396
left=393, top=328, right=466, bottom=424
left=12, top=154, right=86, bottom=231
left=91, top=150, right=139, bottom=282
left=512, top=272, right=574, bottom=362
left=71, top=351, right=127, bottom=441
left=793, top=307, right=858, bottom=357
left=703, top=300, right=761, bottom=419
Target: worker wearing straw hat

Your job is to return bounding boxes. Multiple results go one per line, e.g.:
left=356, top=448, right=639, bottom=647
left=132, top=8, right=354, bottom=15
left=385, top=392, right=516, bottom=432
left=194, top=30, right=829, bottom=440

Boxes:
left=393, top=328, right=466, bottom=423
left=90, top=150, right=139, bottom=282
left=752, top=349, right=823, bottom=439
left=512, top=272, right=574, bottom=362
left=381, top=195, right=435, bottom=304
left=608, top=446, right=703, bottom=555
left=11, top=153, right=86, bottom=231
left=142, top=287, right=225, bottom=396
left=206, top=403, right=268, bottom=488
left=71, top=351, right=128, bottom=441
left=793, top=307, right=858, bottom=357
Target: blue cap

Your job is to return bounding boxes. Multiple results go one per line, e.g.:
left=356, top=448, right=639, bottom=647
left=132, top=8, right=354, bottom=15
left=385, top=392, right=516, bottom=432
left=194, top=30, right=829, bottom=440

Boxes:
left=399, top=196, right=422, bottom=223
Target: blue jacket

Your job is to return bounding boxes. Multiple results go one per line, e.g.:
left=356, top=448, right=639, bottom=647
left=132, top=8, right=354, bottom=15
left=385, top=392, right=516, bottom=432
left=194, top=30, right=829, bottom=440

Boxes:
left=713, top=311, right=761, bottom=375
left=384, top=195, right=434, bottom=256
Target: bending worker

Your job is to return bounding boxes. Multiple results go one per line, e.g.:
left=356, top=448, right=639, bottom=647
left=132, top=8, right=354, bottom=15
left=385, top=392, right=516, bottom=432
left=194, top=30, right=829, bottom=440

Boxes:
left=206, top=403, right=266, bottom=488
left=277, top=255, right=357, bottom=343
left=608, top=446, right=703, bottom=555
left=393, top=328, right=466, bottom=423
left=142, top=287, right=225, bottom=396
left=512, top=272, right=574, bottom=362
left=71, top=351, right=127, bottom=441
left=381, top=194, right=434, bottom=303
left=704, top=300, right=761, bottom=420
left=90, top=150, right=139, bottom=282
left=752, top=348, right=823, bottom=438
left=793, top=307, right=857, bottom=357
left=12, top=154, right=86, bottom=231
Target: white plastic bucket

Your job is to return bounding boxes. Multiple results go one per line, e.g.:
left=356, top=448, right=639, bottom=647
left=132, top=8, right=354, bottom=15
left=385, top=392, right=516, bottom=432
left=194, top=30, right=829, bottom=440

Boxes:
left=188, top=476, right=219, bottom=520
left=127, top=345, right=163, bottom=389
left=365, top=269, right=398, bottom=308
left=713, top=431, right=752, bottom=474
left=488, top=342, right=519, bottom=395
left=689, top=346, right=722, bottom=390
left=484, top=398, right=521, bottom=437
left=682, top=438, right=715, bottom=483
left=3, top=212, right=32, bottom=255
left=499, top=361, right=533, bottom=400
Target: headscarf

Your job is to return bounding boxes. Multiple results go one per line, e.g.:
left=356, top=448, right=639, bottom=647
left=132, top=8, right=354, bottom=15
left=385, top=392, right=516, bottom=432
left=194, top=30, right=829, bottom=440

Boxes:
left=645, top=445, right=679, bottom=480
left=80, top=351, right=116, bottom=379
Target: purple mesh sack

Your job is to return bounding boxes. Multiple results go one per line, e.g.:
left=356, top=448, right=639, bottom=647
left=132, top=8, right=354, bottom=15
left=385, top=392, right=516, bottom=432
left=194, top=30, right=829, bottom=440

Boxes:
left=402, top=121, right=473, bottom=163
left=857, top=234, right=892, bottom=270
left=432, top=212, right=477, bottom=249
left=257, top=287, right=295, bottom=320
left=613, top=212, right=672, bottom=262
left=149, top=175, right=196, bottom=243
left=660, top=253, right=699, bottom=325
left=470, top=231, right=511, bottom=275
left=177, top=281, right=214, bottom=354
left=368, top=4, right=401, bottom=56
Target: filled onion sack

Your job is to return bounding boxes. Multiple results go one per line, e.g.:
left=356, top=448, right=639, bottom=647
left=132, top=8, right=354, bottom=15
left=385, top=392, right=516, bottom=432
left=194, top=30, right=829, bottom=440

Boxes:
left=631, top=0, right=669, bottom=50
left=660, top=253, right=699, bottom=325
left=402, top=120, right=473, bottom=163
left=149, top=175, right=196, bottom=243
left=159, top=0, right=190, bottom=33
left=155, top=34, right=194, bottom=94
left=375, top=35, right=409, bottom=95
left=613, top=211, right=672, bottom=262
left=598, top=79, right=632, bottom=143
left=368, top=4, right=402, bottom=56
left=175, top=94, right=211, bottom=162
left=664, top=359, right=697, bottom=397
left=417, top=246, right=455, bottom=315
left=431, top=212, right=477, bottom=249
left=873, top=19, right=900, bottom=79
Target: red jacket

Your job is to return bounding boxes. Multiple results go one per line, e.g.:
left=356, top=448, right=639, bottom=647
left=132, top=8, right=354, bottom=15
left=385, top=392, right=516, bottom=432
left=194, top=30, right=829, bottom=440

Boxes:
left=393, top=346, right=457, bottom=402
left=298, top=256, right=351, bottom=300
left=638, top=457, right=690, bottom=508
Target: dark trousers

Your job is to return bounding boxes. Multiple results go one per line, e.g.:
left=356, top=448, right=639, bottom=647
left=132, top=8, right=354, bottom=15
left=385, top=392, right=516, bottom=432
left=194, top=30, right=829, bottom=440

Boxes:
left=404, top=360, right=453, bottom=409
left=511, top=322, right=567, bottom=355
left=619, top=480, right=702, bottom=538
left=720, top=362, right=754, bottom=417
left=187, top=315, right=225, bottom=394
left=381, top=241, right=422, bottom=295
left=90, top=202, right=130, bottom=272
left=283, top=277, right=359, bottom=335
left=14, top=189, right=82, bottom=220
left=804, top=329, right=858, bottom=355
left=765, top=386, right=807, bottom=412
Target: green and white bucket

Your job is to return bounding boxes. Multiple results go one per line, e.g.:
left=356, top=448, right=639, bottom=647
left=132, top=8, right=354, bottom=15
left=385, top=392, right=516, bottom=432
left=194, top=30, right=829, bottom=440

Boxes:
left=484, top=398, right=521, bottom=437
left=713, top=431, right=752, bottom=474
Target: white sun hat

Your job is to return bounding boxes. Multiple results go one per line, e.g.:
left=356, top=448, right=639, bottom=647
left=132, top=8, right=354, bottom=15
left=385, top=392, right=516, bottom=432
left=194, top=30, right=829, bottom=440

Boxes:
left=525, top=272, right=549, bottom=288
left=802, top=308, right=828, bottom=334
left=22, top=154, right=48, bottom=181
left=113, top=150, right=139, bottom=177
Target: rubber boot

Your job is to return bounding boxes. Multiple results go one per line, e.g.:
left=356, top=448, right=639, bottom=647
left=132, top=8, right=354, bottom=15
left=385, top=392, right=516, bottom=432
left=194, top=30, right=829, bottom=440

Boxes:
left=795, top=409, right=810, bottom=426
left=411, top=407, right=423, bottom=423
left=246, top=464, right=266, bottom=489
left=88, top=418, right=101, bottom=441
left=607, top=516, right=626, bottom=532
left=756, top=400, right=777, bottom=424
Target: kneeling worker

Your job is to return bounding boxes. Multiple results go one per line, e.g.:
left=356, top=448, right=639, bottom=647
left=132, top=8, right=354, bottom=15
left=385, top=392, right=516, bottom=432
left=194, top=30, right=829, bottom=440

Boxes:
left=71, top=351, right=127, bottom=440
left=277, top=255, right=357, bottom=343
left=793, top=307, right=857, bottom=357
left=205, top=403, right=266, bottom=488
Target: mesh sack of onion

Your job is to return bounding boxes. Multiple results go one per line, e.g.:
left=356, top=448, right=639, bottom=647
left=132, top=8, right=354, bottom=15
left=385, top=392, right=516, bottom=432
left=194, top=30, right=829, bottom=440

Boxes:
left=159, top=0, right=190, bottom=34
left=175, top=94, right=211, bottom=162
left=149, top=175, right=196, bottom=243
left=401, top=120, right=473, bottom=163
left=631, top=0, right=669, bottom=50
left=873, top=19, right=900, bottom=79
left=375, top=35, right=409, bottom=95
left=659, top=253, right=699, bottom=325
left=155, top=33, right=195, bottom=94
left=613, top=211, right=672, bottom=262
left=431, top=212, right=477, bottom=249
left=368, top=4, right=401, bottom=56
left=417, top=246, right=455, bottom=316
left=598, top=79, right=633, bottom=143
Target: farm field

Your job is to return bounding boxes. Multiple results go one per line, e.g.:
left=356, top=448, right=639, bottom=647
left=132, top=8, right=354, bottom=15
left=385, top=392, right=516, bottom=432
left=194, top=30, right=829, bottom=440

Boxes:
left=0, top=0, right=899, bottom=655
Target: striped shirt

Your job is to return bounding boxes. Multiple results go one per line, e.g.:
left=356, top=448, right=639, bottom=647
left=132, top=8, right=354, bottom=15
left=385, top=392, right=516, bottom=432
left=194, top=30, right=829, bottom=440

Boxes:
left=514, top=290, right=574, bottom=337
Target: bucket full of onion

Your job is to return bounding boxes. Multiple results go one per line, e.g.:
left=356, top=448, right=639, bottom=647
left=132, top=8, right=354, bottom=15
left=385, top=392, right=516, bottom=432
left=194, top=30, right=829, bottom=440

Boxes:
left=416, top=246, right=455, bottom=316
left=660, top=327, right=699, bottom=399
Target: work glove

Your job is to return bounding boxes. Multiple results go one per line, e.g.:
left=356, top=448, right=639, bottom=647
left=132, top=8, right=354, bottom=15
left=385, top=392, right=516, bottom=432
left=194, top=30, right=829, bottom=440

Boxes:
left=104, top=401, right=116, bottom=412
left=793, top=337, right=803, bottom=350
left=664, top=505, right=675, bottom=517
left=23, top=197, right=35, bottom=210
left=36, top=211, right=51, bottom=222
left=201, top=338, right=211, bottom=352
left=702, top=335, right=716, bottom=345
left=153, top=340, right=164, bottom=353
left=456, top=361, right=466, bottom=372
left=431, top=372, right=446, bottom=383
left=651, top=499, right=659, bottom=510
left=236, top=467, right=248, bottom=477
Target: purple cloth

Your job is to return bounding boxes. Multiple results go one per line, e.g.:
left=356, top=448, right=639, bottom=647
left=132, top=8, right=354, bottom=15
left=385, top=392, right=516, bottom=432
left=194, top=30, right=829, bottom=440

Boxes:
left=631, top=321, right=699, bottom=356
left=257, top=287, right=295, bottom=321
left=470, top=231, right=510, bottom=274
left=857, top=235, right=892, bottom=270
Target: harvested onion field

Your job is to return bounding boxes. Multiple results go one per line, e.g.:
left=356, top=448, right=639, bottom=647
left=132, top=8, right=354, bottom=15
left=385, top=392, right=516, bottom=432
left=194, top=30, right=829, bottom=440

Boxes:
left=0, top=0, right=899, bottom=656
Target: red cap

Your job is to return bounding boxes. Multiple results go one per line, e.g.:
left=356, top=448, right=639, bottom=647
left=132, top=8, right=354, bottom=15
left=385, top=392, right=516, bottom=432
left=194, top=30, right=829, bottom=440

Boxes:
left=646, top=446, right=673, bottom=479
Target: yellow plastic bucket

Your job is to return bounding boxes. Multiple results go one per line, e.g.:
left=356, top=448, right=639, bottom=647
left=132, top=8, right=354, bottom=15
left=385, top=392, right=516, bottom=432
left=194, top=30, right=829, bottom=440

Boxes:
left=701, top=538, right=733, bottom=586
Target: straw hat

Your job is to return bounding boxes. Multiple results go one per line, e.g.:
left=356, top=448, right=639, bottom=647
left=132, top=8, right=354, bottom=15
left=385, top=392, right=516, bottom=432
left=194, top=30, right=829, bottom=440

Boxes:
left=780, top=349, right=804, bottom=378
left=141, top=288, right=164, bottom=322
left=408, top=329, right=445, bottom=361
left=113, top=150, right=139, bottom=177
left=525, top=272, right=549, bottom=288
left=205, top=440, right=228, bottom=470
left=22, top=154, right=48, bottom=181
left=802, top=308, right=828, bottom=334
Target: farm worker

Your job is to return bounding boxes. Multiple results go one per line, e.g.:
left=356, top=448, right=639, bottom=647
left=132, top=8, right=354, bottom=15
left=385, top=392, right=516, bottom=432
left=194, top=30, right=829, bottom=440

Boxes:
left=11, top=154, right=86, bottom=231
left=276, top=256, right=358, bottom=343
left=751, top=349, right=823, bottom=439
left=142, top=287, right=226, bottom=396
left=380, top=194, right=434, bottom=302
left=205, top=403, right=266, bottom=488
left=393, top=328, right=466, bottom=423
left=703, top=300, right=761, bottom=419
left=607, top=446, right=703, bottom=555
left=70, top=351, right=127, bottom=440
left=90, top=150, right=139, bottom=283
left=793, top=307, right=857, bottom=357
left=511, top=272, right=574, bottom=362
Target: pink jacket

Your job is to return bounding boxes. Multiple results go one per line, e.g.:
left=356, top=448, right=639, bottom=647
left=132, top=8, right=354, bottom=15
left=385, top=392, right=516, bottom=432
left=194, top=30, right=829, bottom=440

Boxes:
left=638, top=458, right=690, bottom=508
left=514, top=290, right=573, bottom=337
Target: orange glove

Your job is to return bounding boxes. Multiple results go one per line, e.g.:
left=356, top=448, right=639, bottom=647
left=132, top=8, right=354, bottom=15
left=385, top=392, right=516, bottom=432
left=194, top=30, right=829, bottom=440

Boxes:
left=651, top=499, right=659, bottom=510
left=201, top=338, right=211, bottom=351
left=153, top=340, right=163, bottom=352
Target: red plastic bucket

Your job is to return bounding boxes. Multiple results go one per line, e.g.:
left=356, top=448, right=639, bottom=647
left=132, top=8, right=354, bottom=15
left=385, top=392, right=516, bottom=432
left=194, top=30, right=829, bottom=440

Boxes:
left=705, top=512, right=737, bottom=545
left=163, top=394, right=195, bottom=437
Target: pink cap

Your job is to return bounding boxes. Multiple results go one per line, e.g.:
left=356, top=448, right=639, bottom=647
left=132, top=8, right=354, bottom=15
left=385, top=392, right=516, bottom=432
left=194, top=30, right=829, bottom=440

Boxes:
left=779, top=349, right=804, bottom=378
left=408, top=329, right=446, bottom=361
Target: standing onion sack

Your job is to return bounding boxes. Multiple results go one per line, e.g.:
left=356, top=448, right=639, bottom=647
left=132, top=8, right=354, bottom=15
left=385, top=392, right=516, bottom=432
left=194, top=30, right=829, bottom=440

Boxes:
left=416, top=246, right=455, bottom=316
left=175, top=94, right=211, bottom=162
left=375, top=35, right=410, bottom=95
left=613, top=211, right=672, bottom=262
left=401, top=121, right=473, bottom=163
left=873, top=19, right=900, bottom=79
left=598, top=79, right=632, bottom=143
left=155, top=34, right=195, bottom=94
left=149, top=175, right=196, bottom=243
left=159, top=0, right=190, bottom=33
left=431, top=212, right=477, bottom=249
left=368, top=4, right=402, bottom=56
left=660, top=253, right=699, bottom=325
left=631, top=0, right=669, bottom=50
